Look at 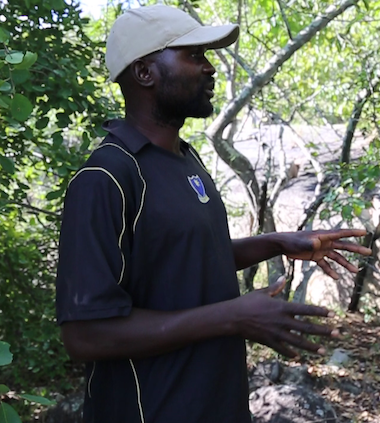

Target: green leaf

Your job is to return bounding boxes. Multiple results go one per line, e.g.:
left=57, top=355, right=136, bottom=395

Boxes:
left=362, top=0, right=370, bottom=10
left=32, top=84, right=46, bottom=93
left=353, top=204, right=363, bottom=217
left=50, top=0, right=65, bottom=11
left=0, top=96, right=9, bottom=108
left=14, top=52, right=38, bottom=70
left=0, top=82, right=11, bottom=92
left=0, top=155, right=15, bottom=174
left=68, top=101, right=78, bottom=112
left=52, top=132, right=63, bottom=149
left=12, top=70, right=30, bottom=85
left=57, top=166, right=68, bottom=177
left=46, top=188, right=65, bottom=201
left=0, top=403, right=22, bottom=423
left=19, top=394, right=56, bottom=406
left=319, top=209, right=330, bottom=221
left=80, top=132, right=91, bottom=151
left=56, top=113, right=71, bottom=128
left=0, top=28, right=10, bottom=43
left=35, top=117, right=49, bottom=130
left=5, top=51, right=24, bottom=65
left=18, top=182, right=30, bottom=190
left=342, top=205, right=353, bottom=220
left=0, top=385, right=9, bottom=394
left=0, top=342, right=13, bottom=366
left=23, top=127, right=33, bottom=139
left=53, top=69, right=65, bottom=78
left=10, top=93, right=33, bottom=121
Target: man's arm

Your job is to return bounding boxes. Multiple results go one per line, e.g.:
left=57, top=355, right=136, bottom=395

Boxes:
left=61, top=277, right=336, bottom=361
left=232, top=228, right=372, bottom=278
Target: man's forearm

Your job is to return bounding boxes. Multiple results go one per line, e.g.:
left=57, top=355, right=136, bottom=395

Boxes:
left=61, top=280, right=336, bottom=362
left=232, top=233, right=284, bottom=270
left=61, top=301, right=237, bottom=361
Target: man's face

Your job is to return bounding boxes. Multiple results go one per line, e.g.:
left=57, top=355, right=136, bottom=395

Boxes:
left=152, top=46, right=216, bottom=124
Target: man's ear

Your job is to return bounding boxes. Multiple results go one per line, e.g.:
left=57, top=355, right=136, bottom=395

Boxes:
left=130, top=59, right=154, bottom=87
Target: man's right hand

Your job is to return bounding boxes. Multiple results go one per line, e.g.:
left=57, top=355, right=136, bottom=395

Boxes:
left=231, top=276, right=338, bottom=358
left=61, top=276, right=338, bottom=361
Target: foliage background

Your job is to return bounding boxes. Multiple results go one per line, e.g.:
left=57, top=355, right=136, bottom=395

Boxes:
left=1, top=0, right=380, bottom=420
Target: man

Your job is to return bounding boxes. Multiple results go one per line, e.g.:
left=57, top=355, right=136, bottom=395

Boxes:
left=56, top=5, right=371, bottom=423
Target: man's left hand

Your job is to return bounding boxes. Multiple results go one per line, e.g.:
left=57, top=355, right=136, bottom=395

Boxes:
left=283, top=229, right=372, bottom=279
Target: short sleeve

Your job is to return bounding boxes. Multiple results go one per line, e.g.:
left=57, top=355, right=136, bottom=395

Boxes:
left=56, top=168, right=132, bottom=325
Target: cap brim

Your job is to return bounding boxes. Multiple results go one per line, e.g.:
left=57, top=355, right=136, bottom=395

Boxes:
left=167, top=24, right=239, bottom=49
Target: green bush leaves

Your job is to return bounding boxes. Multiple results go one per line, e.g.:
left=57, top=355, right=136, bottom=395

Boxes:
left=14, top=51, right=37, bottom=70
left=10, top=94, right=33, bottom=121
left=0, top=155, right=15, bottom=174
left=0, top=403, right=22, bottom=423
left=0, top=342, right=12, bottom=366
left=19, top=395, right=56, bottom=406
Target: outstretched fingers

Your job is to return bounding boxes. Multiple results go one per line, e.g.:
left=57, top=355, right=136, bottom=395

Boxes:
left=261, top=275, right=287, bottom=297
left=326, top=251, right=359, bottom=273
left=316, top=258, right=339, bottom=280
left=320, top=229, right=367, bottom=240
left=284, top=302, right=332, bottom=319
left=330, top=240, right=372, bottom=256
left=264, top=329, right=328, bottom=358
left=283, top=315, right=336, bottom=337
left=280, top=330, right=326, bottom=355
left=264, top=339, right=298, bottom=358
left=268, top=306, right=337, bottom=357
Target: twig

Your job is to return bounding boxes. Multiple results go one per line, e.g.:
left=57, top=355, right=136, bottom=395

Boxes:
left=10, top=201, right=62, bottom=219
left=276, top=0, right=293, bottom=40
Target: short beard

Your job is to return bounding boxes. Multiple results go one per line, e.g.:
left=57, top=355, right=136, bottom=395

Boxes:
left=153, top=64, right=213, bottom=127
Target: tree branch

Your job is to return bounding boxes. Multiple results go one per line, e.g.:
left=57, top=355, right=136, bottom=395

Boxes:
left=276, top=0, right=293, bottom=40
left=10, top=201, right=62, bottom=219
left=341, top=73, right=380, bottom=163
left=206, top=0, right=359, bottom=141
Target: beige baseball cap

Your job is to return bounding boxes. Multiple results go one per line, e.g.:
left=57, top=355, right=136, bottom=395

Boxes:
left=105, top=5, right=239, bottom=82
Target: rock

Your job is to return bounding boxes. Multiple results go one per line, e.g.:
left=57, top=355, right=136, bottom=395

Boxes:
left=40, top=391, right=83, bottom=423
left=248, top=360, right=283, bottom=391
left=280, top=364, right=315, bottom=389
left=339, top=381, right=362, bottom=396
left=249, top=385, right=337, bottom=423
left=327, top=348, right=350, bottom=367
left=249, top=361, right=315, bottom=391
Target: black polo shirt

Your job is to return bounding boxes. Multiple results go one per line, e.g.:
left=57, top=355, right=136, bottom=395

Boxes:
left=56, top=119, right=251, bottom=423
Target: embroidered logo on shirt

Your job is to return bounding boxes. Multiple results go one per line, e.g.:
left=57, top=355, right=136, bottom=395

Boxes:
left=187, top=175, right=210, bottom=204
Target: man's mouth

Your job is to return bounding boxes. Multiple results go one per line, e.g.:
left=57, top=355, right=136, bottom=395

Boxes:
left=205, top=88, right=214, bottom=98
left=205, top=81, right=215, bottom=98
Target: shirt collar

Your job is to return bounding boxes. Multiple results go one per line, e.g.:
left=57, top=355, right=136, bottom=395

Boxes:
left=102, top=119, right=190, bottom=155
left=102, top=119, right=151, bottom=154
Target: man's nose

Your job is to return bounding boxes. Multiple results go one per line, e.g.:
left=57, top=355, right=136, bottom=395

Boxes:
left=203, top=58, right=216, bottom=75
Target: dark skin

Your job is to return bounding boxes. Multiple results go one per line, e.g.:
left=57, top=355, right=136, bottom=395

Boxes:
left=61, top=46, right=372, bottom=362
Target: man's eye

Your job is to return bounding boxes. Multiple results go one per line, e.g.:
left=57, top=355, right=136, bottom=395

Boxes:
left=190, top=49, right=204, bottom=59
left=191, top=52, right=203, bottom=59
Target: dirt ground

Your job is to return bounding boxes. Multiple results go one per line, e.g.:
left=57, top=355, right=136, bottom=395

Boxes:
left=247, top=312, right=380, bottom=422
left=317, top=313, right=380, bottom=423
left=24, top=313, right=380, bottom=422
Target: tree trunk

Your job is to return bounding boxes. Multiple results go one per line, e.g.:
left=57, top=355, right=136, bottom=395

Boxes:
left=348, top=229, right=378, bottom=312
left=341, top=76, right=380, bottom=164
left=263, top=207, right=286, bottom=286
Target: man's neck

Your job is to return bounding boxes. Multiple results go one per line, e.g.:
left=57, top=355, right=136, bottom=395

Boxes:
left=125, top=112, right=183, bottom=155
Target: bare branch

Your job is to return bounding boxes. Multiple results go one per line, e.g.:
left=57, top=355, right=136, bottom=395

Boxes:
left=341, top=73, right=380, bottom=163
left=297, top=188, right=330, bottom=231
left=10, top=201, right=62, bottom=219
left=206, top=0, right=360, bottom=141
left=276, top=0, right=293, bottom=40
